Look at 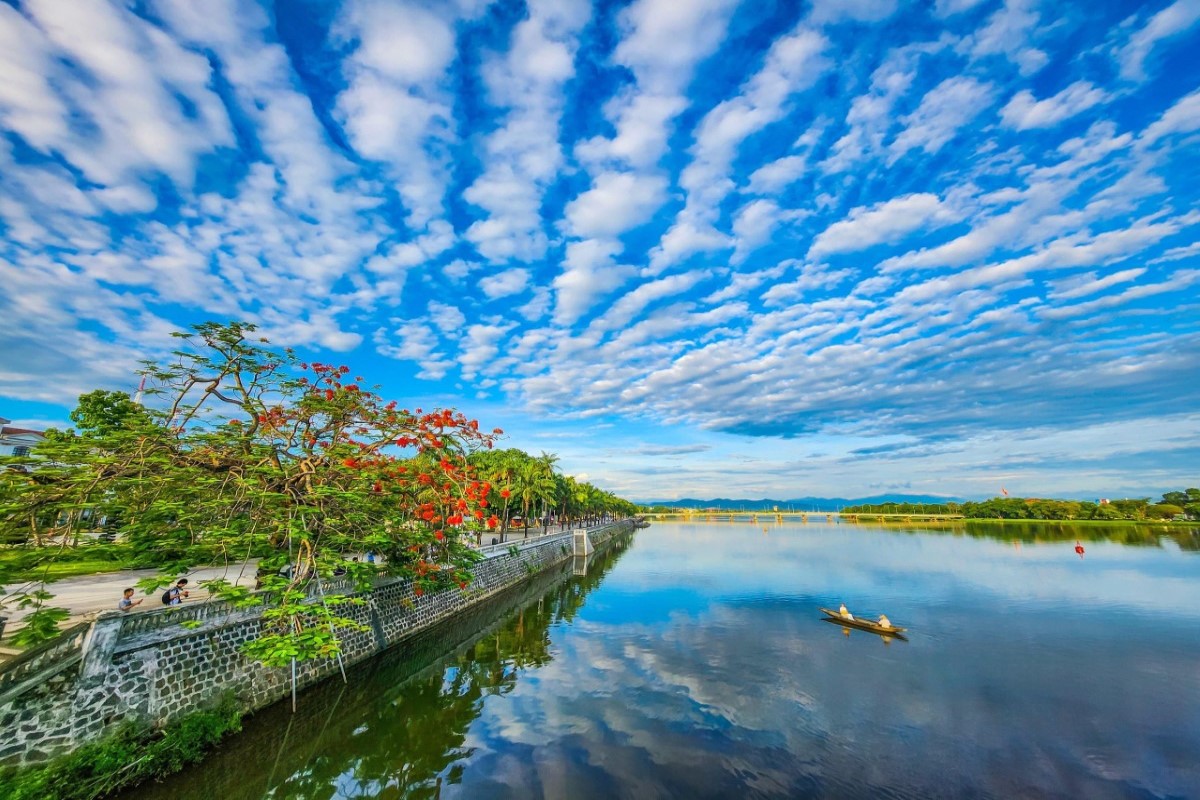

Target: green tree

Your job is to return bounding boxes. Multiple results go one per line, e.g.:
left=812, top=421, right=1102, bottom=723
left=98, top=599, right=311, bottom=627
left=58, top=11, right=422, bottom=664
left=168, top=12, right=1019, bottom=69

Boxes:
left=0, top=322, right=502, bottom=659
left=70, top=389, right=150, bottom=436
left=1146, top=503, right=1184, bottom=520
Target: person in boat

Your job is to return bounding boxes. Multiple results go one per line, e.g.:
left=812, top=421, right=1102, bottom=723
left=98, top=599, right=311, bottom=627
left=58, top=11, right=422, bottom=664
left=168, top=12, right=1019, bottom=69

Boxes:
left=839, top=603, right=854, bottom=621
left=877, top=614, right=891, bottom=629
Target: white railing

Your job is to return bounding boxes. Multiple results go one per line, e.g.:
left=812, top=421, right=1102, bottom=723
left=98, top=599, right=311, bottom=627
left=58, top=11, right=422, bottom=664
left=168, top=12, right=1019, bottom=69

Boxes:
left=475, top=519, right=630, bottom=558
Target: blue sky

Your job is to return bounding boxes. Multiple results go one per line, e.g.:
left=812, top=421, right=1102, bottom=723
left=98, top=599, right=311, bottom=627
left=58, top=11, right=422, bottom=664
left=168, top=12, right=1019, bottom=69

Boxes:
left=1, top=0, right=1198, bottom=501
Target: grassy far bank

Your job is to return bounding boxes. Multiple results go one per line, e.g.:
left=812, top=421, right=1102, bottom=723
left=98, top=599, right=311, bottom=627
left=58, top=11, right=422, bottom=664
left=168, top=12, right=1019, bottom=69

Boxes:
left=841, top=518, right=1200, bottom=551
left=0, top=543, right=144, bottom=583
left=840, top=490, right=1200, bottom=522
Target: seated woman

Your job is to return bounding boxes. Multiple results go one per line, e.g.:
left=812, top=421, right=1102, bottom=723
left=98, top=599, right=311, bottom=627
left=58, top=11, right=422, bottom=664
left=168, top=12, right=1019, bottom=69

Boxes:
left=839, top=602, right=854, bottom=621
left=877, top=614, right=891, bottom=629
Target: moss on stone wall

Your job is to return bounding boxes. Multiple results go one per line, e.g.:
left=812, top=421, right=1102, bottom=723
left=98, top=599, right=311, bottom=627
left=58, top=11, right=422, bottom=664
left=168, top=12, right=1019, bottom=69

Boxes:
left=0, top=695, right=242, bottom=800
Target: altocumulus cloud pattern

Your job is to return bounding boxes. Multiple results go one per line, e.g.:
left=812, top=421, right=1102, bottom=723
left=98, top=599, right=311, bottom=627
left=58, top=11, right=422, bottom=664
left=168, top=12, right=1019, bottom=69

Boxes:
left=0, top=0, right=1198, bottom=498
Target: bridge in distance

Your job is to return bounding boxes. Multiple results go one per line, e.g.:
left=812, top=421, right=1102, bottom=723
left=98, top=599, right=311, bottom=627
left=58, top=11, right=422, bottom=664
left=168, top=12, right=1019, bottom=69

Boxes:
left=643, top=510, right=964, bottom=522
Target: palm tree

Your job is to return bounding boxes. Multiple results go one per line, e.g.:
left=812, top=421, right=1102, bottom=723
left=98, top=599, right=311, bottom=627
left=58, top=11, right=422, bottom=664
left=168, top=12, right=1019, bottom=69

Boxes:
left=535, top=452, right=559, bottom=533
left=515, top=457, right=556, bottom=538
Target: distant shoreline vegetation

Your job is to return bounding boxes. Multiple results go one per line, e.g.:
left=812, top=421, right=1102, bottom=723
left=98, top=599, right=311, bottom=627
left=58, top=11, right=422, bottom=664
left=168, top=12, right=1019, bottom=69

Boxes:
left=837, top=490, right=1200, bottom=522
left=640, top=488, right=1200, bottom=523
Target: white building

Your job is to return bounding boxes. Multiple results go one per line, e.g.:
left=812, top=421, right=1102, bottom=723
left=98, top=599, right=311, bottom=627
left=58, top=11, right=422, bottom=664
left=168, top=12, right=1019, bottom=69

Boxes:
left=0, top=416, right=46, bottom=457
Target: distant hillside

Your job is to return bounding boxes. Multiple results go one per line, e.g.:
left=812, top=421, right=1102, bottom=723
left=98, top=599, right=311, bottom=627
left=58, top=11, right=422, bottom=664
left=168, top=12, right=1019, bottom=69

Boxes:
left=637, top=495, right=959, bottom=511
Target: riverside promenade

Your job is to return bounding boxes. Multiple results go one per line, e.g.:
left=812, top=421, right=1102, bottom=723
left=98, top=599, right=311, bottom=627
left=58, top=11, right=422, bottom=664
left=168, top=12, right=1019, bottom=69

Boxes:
left=0, top=522, right=608, bottom=650
left=0, top=519, right=635, bottom=766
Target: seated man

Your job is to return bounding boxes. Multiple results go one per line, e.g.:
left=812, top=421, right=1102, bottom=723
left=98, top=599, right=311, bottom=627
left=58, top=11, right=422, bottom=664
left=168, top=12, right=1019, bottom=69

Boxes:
left=839, top=602, right=854, bottom=621
left=877, top=614, right=892, bottom=629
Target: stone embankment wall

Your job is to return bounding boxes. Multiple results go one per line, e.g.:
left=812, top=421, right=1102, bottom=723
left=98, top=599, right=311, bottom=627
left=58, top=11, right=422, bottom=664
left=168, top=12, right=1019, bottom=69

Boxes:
left=0, top=520, right=633, bottom=766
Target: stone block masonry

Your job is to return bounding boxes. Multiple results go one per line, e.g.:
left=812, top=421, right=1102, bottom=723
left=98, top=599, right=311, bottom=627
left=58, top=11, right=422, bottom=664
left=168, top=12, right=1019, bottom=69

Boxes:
left=0, top=520, right=634, bottom=767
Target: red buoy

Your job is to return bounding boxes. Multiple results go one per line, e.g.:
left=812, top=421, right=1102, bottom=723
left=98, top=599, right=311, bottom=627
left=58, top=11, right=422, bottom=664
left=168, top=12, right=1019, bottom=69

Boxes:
left=1074, top=541, right=1085, bottom=558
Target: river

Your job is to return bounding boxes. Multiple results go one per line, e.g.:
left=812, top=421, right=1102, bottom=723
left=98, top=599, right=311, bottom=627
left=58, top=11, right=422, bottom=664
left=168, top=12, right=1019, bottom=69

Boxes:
left=131, top=520, right=1200, bottom=799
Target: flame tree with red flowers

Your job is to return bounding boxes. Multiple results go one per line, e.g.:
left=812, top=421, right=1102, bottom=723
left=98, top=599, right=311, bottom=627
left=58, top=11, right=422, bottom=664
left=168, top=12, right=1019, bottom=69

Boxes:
left=0, top=322, right=507, bottom=664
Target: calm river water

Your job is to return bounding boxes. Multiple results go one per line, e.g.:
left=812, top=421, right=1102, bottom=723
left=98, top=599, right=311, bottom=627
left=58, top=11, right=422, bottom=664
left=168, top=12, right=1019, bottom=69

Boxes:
left=135, top=521, right=1200, bottom=799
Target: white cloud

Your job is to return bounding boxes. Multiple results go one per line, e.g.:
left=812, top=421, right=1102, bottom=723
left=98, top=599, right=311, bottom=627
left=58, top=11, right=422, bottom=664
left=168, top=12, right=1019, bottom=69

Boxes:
left=591, top=270, right=713, bottom=334
left=1047, top=268, right=1146, bottom=301
left=934, top=0, right=987, bottom=17
left=1000, top=81, right=1109, bottom=130
left=731, top=199, right=794, bottom=264
left=1150, top=241, right=1200, bottom=264
left=458, top=321, right=517, bottom=379
left=649, top=221, right=730, bottom=273
left=374, top=323, right=454, bottom=380
left=684, top=27, right=829, bottom=196
left=0, top=5, right=70, bottom=156
left=761, top=261, right=854, bottom=306
left=809, top=0, right=898, bottom=25
left=563, top=172, right=669, bottom=238
left=517, top=287, right=552, bottom=321
left=747, top=155, right=808, bottom=195
left=702, top=263, right=790, bottom=304
left=611, top=0, right=742, bottom=96
left=464, top=0, right=591, bottom=263
left=748, top=117, right=830, bottom=193
left=366, top=220, right=455, bottom=276
left=819, top=39, right=948, bottom=174
left=1116, top=0, right=1200, bottom=82
left=889, top=77, right=995, bottom=163
left=1140, top=88, right=1200, bottom=146
left=966, top=0, right=1048, bottom=75
left=3, top=0, right=232, bottom=189
left=480, top=268, right=532, bottom=299
left=809, top=193, right=959, bottom=259
left=428, top=301, right=467, bottom=334
left=650, top=25, right=830, bottom=272
left=1040, top=268, right=1200, bottom=320
left=552, top=239, right=638, bottom=326
left=575, top=0, right=740, bottom=170
left=895, top=214, right=1198, bottom=305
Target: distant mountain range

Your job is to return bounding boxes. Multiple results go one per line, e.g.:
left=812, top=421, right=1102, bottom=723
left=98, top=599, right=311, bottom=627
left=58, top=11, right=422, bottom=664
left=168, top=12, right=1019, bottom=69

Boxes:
left=637, top=495, right=960, bottom=510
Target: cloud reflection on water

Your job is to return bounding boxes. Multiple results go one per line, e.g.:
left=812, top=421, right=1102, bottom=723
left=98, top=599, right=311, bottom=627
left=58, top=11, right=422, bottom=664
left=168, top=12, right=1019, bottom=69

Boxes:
left=451, top=523, right=1200, bottom=798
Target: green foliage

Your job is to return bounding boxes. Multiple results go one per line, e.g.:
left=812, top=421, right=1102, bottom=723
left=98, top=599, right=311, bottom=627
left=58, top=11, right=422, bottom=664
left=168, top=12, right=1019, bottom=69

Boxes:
left=841, top=502, right=960, bottom=515
left=0, top=322, right=500, bottom=653
left=0, top=321, right=636, bottom=657
left=0, top=695, right=242, bottom=800
left=1146, top=503, right=1184, bottom=519
left=955, top=493, right=1199, bottom=521
left=240, top=586, right=368, bottom=667
left=8, top=598, right=70, bottom=647
left=468, top=448, right=637, bottom=542
left=70, top=390, right=150, bottom=437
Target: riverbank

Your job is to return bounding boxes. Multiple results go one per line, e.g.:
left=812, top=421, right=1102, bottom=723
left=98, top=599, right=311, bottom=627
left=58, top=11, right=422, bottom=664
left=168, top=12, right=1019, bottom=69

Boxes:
left=0, top=526, right=636, bottom=800
left=0, top=520, right=635, bottom=773
left=848, top=516, right=1198, bottom=526
left=132, top=532, right=637, bottom=800
left=0, top=697, right=242, bottom=800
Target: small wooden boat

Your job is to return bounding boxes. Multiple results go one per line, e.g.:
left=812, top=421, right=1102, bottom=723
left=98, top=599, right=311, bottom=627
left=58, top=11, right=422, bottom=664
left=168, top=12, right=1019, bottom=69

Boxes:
left=819, top=608, right=907, bottom=636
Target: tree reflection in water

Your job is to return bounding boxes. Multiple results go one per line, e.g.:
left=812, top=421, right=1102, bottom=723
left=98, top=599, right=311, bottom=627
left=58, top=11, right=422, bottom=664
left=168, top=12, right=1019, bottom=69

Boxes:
left=862, top=519, right=1200, bottom=551
left=132, top=532, right=635, bottom=800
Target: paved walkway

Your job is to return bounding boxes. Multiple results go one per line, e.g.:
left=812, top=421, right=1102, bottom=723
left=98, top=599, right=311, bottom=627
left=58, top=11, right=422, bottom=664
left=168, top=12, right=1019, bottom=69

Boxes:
left=2, top=561, right=264, bottom=631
